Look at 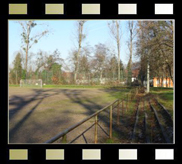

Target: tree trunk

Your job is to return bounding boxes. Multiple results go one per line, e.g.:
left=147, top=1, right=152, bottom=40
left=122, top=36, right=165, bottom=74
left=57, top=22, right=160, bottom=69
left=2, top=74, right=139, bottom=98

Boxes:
left=169, top=77, right=171, bottom=87
left=74, top=68, right=77, bottom=83
left=161, top=75, right=163, bottom=87
left=74, top=22, right=84, bottom=83
left=16, top=70, right=17, bottom=84
left=166, top=76, right=168, bottom=88
left=74, top=47, right=82, bottom=83
left=25, top=45, right=29, bottom=79
left=116, top=21, right=120, bottom=82
left=100, top=70, right=103, bottom=83
left=147, top=60, right=150, bottom=93
left=129, top=25, right=133, bottom=79
left=25, top=26, right=30, bottom=79
left=167, top=63, right=173, bottom=83
left=88, top=73, right=90, bottom=85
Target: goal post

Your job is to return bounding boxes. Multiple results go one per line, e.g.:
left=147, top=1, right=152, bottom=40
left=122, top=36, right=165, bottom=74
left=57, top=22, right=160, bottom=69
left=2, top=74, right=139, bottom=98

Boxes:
left=20, top=79, right=43, bottom=88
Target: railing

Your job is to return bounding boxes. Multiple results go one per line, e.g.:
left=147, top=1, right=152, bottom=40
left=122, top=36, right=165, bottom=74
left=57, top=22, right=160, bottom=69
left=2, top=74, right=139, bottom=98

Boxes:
left=45, top=99, right=123, bottom=144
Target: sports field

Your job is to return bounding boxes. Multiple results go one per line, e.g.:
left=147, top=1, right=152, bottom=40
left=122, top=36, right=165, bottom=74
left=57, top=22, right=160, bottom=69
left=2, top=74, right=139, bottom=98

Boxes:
left=9, top=87, right=173, bottom=144
left=9, top=87, right=129, bottom=143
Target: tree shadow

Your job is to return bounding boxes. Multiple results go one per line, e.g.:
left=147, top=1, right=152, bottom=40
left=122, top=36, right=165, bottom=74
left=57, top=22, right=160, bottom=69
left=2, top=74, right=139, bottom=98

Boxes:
left=9, top=87, right=136, bottom=143
left=9, top=89, right=60, bottom=143
left=9, top=89, right=55, bottom=120
left=57, top=88, right=136, bottom=143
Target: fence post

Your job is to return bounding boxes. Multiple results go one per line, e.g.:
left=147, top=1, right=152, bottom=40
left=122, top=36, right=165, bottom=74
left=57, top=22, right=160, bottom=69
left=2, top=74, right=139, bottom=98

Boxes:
left=62, top=134, right=67, bottom=143
left=110, top=105, right=113, bottom=139
left=117, top=100, right=120, bottom=125
left=95, top=114, right=98, bottom=143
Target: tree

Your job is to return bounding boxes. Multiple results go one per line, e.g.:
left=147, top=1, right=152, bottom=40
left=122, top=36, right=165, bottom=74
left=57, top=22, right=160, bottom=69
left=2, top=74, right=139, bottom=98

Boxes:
left=120, top=60, right=125, bottom=82
left=136, top=21, right=153, bottom=92
left=51, top=63, right=62, bottom=84
left=73, top=21, right=87, bottom=83
left=79, top=54, right=90, bottom=80
left=126, top=62, right=132, bottom=85
left=44, top=49, right=62, bottom=71
left=43, top=50, right=63, bottom=84
left=138, top=55, right=147, bottom=86
left=136, top=21, right=174, bottom=91
left=126, top=21, right=137, bottom=85
left=109, top=55, right=118, bottom=80
left=29, top=49, right=63, bottom=84
left=93, top=43, right=109, bottom=83
left=18, top=21, right=49, bottom=78
left=35, top=50, right=46, bottom=75
left=108, top=21, right=122, bottom=82
left=9, top=68, right=16, bottom=84
left=13, top=52, right=22, bottom=84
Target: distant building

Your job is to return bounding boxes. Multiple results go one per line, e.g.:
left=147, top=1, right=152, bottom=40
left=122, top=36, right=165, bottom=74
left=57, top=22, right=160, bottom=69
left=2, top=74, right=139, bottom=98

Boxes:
left=153, top=77, right=173, bottom=88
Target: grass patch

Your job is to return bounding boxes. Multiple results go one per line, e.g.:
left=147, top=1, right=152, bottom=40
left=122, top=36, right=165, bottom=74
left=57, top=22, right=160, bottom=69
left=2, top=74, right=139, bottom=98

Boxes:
left=150, top=87, right=173, bottom=115
left=9, top=84, right=131, bottom=89
left=105, top=133, right=121, bottom=143
left=43, top=85, right=112, bottom=89
left=9, top=84, right=19, bottom=87
left=151, top=87, right=173, bottom=92
left=105, top=139, right=114, bottom=143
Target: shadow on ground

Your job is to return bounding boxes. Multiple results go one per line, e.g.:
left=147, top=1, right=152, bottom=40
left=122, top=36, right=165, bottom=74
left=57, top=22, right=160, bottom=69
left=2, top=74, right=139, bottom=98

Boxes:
left=9, top=87, right=136, bottom=143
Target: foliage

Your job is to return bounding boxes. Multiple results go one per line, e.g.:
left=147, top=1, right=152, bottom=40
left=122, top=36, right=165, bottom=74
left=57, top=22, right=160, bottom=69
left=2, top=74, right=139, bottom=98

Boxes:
left=150, top=87, right=173, bottom=115
left=136, top=21, right=173, bottom=85
left=9, top=21, right=173, bottom=88
left=9, top=53, right=23, bottom=84
left=126, top=63, right=132, bottom=85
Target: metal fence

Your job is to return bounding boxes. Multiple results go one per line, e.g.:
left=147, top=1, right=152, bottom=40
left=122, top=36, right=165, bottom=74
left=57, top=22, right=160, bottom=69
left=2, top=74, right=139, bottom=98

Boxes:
left=45, top=99, right=124, bottom=144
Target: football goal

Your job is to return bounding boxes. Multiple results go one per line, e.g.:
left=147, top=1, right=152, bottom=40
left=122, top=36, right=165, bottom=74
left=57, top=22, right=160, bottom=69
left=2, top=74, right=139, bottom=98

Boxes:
left=20, top=79, right=43, bottom=88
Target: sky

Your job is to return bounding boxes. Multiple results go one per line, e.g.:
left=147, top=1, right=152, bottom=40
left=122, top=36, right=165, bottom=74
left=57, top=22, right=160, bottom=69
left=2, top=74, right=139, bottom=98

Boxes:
left=8, top=20, right=138, bottom=69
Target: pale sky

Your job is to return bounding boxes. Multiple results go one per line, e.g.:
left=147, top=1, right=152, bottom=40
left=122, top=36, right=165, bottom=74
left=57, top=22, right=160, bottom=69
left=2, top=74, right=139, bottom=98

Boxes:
left=8, top=20, right=139, bottom=69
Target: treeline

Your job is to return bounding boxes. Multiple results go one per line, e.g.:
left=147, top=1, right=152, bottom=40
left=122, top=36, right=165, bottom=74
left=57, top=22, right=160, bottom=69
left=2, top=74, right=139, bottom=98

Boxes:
left=9, top=20, right=174, bottom=87
left=9, top=46, right=127, bottom=85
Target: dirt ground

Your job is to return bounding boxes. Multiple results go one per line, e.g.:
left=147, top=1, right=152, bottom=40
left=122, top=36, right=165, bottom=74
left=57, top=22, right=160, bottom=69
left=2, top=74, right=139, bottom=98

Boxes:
left=9, top=87, right=125, bottom=144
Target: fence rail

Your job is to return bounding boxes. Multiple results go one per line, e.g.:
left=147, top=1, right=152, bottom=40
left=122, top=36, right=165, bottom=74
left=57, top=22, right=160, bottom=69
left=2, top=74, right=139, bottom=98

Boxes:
left=45, top=99, right=123, bottom=143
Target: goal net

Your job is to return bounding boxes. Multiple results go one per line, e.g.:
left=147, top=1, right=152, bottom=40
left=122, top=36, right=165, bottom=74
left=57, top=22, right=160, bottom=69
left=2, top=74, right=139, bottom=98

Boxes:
left=20, top=79, right=43, bottom=88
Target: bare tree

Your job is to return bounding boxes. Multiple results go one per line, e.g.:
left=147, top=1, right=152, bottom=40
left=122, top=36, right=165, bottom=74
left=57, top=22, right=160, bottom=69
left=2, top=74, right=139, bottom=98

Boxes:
left=108, top=21, right=122, bottom=82
left=35, top=50, right=46, bottom=74
left=126, top=21, right=137, bottom=85
left=109, top=55, right=118, bottom=80
left=18, top=21, right=49, bottom=78
left=93, top=43, right=109, bottom=83
left=73, top=21, right=87, bottom=83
